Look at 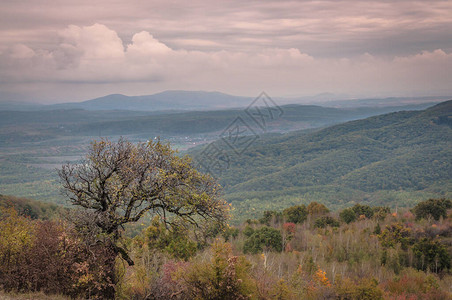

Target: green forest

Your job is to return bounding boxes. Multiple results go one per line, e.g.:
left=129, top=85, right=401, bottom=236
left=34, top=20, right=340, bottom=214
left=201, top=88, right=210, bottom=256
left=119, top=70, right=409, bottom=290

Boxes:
left=189, top=100, right=452, bottom=222
left=1, top=102, right=443, bottom=211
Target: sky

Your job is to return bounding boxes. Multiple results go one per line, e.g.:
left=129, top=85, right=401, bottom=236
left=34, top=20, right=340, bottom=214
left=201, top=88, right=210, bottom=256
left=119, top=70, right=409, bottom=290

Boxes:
left=0, top=0, right=451, bottom=103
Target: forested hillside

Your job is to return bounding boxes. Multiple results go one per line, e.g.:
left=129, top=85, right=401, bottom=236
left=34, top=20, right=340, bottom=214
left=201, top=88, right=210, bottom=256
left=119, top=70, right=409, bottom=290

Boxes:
left=1, top=103, right=434, bottom=206
left=1, top=101, right=449, bottom=222
left=190, top=101, right=452, bottom=221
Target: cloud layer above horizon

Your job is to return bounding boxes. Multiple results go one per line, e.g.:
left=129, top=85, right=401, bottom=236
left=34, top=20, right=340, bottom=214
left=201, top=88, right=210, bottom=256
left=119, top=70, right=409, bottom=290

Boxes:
left=0, top=0, right=451, bottom=102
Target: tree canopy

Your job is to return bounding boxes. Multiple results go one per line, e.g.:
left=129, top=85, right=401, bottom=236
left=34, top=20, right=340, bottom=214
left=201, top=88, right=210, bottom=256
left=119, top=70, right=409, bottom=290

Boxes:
left=59, top=138, right=229, bottom=265
left=412, top=198, right=452, bottom=221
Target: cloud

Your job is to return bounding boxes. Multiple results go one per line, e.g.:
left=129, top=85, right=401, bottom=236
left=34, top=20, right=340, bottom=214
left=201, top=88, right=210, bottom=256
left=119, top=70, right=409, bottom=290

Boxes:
left=1, top=1, right=451, bottom=56
left=127, top=31, right=172, bottom=56
left=58, top=24, right=125, bottom=61
left=0, top=24, right=317, bottom=85
left=8, top=44, right=36, bottom=59
left=0, top=20, right=451, bottom=101
left=1, top=0, right=451, bottom=102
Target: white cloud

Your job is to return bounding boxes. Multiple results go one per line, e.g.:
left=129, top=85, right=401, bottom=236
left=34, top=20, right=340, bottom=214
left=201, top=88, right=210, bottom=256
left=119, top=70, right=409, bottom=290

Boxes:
left=127, top=31, right=172, bottom=56
left=0, top=23, right=451, bottom=101
left=59, top=24, right=125, bottom=60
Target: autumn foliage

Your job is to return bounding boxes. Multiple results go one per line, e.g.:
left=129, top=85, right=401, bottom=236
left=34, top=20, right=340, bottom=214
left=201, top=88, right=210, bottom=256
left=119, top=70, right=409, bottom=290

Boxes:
left=0, top=207, right=116, bottom=298
left=1, top=197, right=451, bottom=299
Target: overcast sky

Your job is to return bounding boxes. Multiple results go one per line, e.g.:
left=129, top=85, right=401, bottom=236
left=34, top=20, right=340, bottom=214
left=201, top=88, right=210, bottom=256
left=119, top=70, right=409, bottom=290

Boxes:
left=1, top=0, right=451, bottom=103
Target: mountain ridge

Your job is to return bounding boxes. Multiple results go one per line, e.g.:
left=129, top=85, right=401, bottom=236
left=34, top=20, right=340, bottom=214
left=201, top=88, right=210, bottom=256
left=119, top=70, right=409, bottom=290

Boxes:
left=44, top=90, right=253, bottom=111
left=1, top=90, right=449, bottom=111
left=188, top=100, right=452, bottom=221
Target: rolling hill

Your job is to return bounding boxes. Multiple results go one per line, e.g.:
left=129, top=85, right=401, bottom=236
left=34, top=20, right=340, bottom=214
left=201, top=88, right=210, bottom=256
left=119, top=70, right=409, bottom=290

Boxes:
left=188, top=100, right=452, bottom=221
left=0, top=98, right=449, bottom=222
left=0, top=102, right=438, bottom=147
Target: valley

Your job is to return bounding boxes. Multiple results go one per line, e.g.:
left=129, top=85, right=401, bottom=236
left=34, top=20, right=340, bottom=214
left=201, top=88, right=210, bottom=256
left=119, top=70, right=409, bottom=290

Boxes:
left=0, top=95, right=450, bottom=221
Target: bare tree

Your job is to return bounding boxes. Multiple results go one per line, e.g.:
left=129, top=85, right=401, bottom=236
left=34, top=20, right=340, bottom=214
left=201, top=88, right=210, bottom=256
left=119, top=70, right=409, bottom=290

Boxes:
left=59, top=138, right=228, bottom=265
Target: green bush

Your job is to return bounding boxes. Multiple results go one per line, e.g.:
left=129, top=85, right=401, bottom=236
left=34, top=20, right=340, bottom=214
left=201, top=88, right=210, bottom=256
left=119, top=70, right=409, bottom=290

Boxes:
left=314, top=216, right=340, bottom=228
left=351, top=204, right=374, bottom=219
left=378, top=223, right=412, bottom=250
left=243, top=225, right=255, bottom=237
left=259, top=210, right=282, bottom=225
left=178, top=242, right=257, bottom=299
left=412, top=198, right=452, bottom=221
left=335, top=276, right=383, bottom=300
left=412, top=238, right=451, bottom=273
left=306, top=202, right=329, bottom=215
left=145, top=216, right=198, bottom=260
left=339, top=204, right=390, bottom=224
left=339, top=208, right=356, bottom=224
left=283, top=205, right=308, bottom=224
left=243, top=227, right=283, bottom=254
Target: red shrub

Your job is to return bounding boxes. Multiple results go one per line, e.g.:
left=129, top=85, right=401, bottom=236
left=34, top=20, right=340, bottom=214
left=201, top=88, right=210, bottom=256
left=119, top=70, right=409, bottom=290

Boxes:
left=283, top=222, right=296, bottom=234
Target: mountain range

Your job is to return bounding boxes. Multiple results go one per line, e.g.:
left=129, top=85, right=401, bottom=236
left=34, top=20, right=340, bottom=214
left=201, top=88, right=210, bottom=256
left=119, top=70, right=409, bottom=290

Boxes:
left=0, top=91, right=251, bottom=111
left=1, top=90, right=448, bottom=111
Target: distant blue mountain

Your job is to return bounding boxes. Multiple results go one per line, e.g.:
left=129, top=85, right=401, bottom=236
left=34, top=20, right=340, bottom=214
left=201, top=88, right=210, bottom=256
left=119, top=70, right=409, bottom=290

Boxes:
left=46, top=90, right=252, bottom=111
left=0, top=100, right=44, bottom=111
left=1, top=90, right=449, bottom=112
